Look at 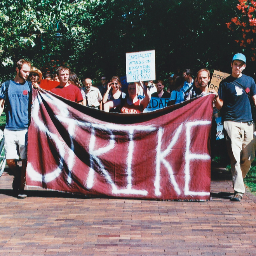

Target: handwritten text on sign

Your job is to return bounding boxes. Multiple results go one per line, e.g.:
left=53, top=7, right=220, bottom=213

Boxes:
left=126, top=50, right=156, bottom=83
left=209, top=70, right=230, bottom=92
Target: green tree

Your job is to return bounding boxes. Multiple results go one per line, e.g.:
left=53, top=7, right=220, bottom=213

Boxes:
left=226, top=0, right=256, bottom=64
left=0, top=0, right=102, bottom=81
left=0, top=0, right=245, bottom=83
left=82, top=0, right=239, bottom=79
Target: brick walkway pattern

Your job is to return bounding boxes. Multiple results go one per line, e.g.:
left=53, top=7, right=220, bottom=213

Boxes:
left=0, top=167, right=255, bottom=256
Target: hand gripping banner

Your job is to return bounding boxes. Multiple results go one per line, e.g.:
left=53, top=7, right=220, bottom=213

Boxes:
left=27, top=89, right=215, bottom=200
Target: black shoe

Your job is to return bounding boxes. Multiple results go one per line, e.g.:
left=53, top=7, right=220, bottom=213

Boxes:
left=17, top=189, right=27, bottom=199
left=230, top=193, right=243, bottom=201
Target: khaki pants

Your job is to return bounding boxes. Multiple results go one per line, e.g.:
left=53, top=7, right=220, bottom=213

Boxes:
left=224, top=121, right=255, bottom=194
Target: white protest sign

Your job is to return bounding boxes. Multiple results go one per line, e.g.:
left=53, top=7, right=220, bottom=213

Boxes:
left=126, top=50, right=155, bottom=83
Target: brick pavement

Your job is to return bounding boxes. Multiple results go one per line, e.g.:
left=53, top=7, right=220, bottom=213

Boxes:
left=0, top=167, right=255, bottom=256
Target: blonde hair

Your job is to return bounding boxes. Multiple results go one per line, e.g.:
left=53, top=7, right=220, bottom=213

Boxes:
left=16, top=59, right=31, bottom=70
left=197, top=69, right=210, bottom=79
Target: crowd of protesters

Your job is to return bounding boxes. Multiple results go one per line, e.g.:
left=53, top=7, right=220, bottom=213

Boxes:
left=27, top=65, right=218, bottom=113
left=1, top=53, right=256, bottom=202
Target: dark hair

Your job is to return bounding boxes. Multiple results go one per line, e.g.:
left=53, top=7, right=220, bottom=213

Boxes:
left=174, top=76, right=184, bottom=88
left=45, top=73, right=53, bottom=79
left=128, top=82, right=140, bottom=91
left=69, top=72, right=80, bottom=87
left=56, top=66, right=70, bottom=76
left=16, top=59, right=31, bottom=70
left=157, top=80, right=164, bottom=85
left=183, top=69, right=192, bottom=76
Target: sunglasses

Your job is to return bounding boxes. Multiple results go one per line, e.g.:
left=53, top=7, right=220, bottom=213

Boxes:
left=29, top=73, right=39, bottom=77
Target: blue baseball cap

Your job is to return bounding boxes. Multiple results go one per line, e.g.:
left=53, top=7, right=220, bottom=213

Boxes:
left=232, top=53, right=246, bottom=63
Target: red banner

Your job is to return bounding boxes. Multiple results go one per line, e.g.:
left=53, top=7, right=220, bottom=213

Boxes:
left=27, top=89, right=215, bottom=200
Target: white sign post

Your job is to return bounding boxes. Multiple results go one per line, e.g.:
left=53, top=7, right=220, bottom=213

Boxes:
left=126, top=50, right=155, bottom=83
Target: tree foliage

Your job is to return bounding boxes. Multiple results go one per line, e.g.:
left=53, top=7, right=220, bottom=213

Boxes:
left=0, top=0, right=102, bottom=81
left=227, top=0, right=256, bottom=62
left=0, top=0, right=251, bottom=83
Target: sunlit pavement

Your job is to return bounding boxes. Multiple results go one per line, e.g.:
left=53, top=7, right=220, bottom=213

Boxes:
left=0, top=167, right=255, bottom=256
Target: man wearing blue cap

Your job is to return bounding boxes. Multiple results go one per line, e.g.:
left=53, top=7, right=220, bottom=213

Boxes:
left=215, top=53, right=256, bottom=201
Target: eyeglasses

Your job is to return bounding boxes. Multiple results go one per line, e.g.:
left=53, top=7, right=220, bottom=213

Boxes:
left=111, top=83, right=118, bottom=85
left=29, top=73, right=39, bottom=77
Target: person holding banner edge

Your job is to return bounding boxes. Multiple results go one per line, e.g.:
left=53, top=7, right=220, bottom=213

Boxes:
left=215, top=53, right=256, bottom=201
left=0, top=59, right=39, bottom=199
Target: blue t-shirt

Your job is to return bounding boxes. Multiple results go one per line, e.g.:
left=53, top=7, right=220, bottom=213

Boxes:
left=170, top=90, right=184, bottom=104
left=0, top=80, right=32, bottom=130
left=181, top=80, right=194, bottom=93
left=218, top=74, right=256, bottom=122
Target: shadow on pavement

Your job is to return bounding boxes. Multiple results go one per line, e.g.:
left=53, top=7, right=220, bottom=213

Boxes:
left=0, top=188, right=88, bottom=199
left=210, top=191, right=233, bottom=199
left=211, top=166, right=232, bottom=181
left=211, top=165, right=233, bottom=199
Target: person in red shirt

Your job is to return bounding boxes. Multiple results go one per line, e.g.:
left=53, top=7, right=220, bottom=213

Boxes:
left=51, top=66, right=83, bottom=104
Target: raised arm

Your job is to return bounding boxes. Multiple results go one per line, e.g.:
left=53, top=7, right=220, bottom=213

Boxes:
left=102, top=82, right=112, bottom=104
left=140, top=81, right=151, bottom=109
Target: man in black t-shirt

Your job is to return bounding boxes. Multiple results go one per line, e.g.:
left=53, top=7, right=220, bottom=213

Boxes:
left=215, top=53, right=256, bottom=201
left=151, top=80, right=170, bottom=99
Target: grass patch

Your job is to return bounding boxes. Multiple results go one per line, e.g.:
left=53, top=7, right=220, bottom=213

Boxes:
left=245, top=160, right=256, bottom=195
left=0, top=112, right=6, bottom=130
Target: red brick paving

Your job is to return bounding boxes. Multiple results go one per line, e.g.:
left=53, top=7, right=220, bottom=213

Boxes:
left=0, top=167, right=255, bottom=255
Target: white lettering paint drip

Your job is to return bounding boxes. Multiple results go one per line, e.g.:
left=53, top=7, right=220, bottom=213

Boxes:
left=184, top=121, right=211, bottom=196
left=27, top=93, right=76, bottom=184
left=155, top=124, right=183, bottom=196
left=86, top=126, right=154, bottom=195
left=27, top=92, right=155, bottom=195
left=27, top=92, right=211, bottom=198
